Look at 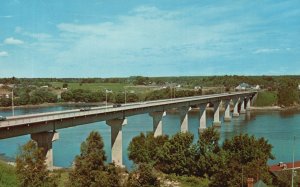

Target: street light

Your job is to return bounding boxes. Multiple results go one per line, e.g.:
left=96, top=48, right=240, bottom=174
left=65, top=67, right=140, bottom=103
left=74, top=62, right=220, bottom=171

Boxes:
left=11, top=88, right=14, bottom=116
left=292, top=136, right=296, bottom=187
left=105, top=89, right=108, bottom=109
left=124, top=87, right=127, bottom=104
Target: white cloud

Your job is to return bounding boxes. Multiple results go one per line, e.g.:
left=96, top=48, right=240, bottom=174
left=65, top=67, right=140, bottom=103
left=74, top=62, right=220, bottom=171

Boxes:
left=4, top=37, right=24, bottom=45
left=15, top=27, right=52, bottom=40
left=253, top=48, right=280, bottom=54
left=55, top=5, right=246, bottom=67
left=0, top=15, right=13, bottom=18
left=0, top=51, right=8, bottom=57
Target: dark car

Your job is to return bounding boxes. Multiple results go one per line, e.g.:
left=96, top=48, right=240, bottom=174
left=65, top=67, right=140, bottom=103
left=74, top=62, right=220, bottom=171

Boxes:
left=0, top=116, right=6, bottom=121
left=80, top=107, right=91, bottom=111
left=113, top=104, right=122, bottom=108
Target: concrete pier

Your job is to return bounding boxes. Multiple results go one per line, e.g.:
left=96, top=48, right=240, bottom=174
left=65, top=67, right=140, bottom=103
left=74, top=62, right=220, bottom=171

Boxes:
left=106, top=118, right=127, bottom=167
left=246, top=97, right=251, bottom=110
left=240, top=99, right=246, bottom=114
left=198, top=104, right=207, bottom=133
left=212, top=101, right=221, bottom=126
left=149, top=111, right=166, bottom=137
left=31, top=131, right=59, bottom=170
left=224, top=100, right=231, bottom=122
left=179, top=107, right=190, bottom=133
left=233, top=98, right=240, bottom=117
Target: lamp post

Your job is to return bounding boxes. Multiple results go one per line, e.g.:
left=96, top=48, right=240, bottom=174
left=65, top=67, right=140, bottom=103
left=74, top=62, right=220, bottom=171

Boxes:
left=292, top=136, right=295, bottom=187
left=124, top=88, right=127, bottom=104
left=105, top=89, right=108, bottom=109
left=11, top=88, right=14, bottom=116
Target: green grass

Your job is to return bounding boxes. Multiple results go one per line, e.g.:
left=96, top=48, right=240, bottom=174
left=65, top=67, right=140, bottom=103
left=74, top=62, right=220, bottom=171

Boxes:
left=51, top=82, right=130, bottom=92
left=254, top=91, right=278, bottom=106
left=0, top=161, right=19, bottom=187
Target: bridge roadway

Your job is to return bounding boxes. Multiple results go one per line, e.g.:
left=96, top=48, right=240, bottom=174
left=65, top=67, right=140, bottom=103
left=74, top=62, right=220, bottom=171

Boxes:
left=0, top=91, right=257, bottom=169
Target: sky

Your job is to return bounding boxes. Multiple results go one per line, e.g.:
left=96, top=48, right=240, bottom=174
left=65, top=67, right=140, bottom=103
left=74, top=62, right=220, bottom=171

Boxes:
left=0, top=0, right=299, bottom=78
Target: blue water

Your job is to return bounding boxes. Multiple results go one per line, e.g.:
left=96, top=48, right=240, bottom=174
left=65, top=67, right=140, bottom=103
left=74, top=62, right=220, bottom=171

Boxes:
left=1, top=106, right=300, bottom=169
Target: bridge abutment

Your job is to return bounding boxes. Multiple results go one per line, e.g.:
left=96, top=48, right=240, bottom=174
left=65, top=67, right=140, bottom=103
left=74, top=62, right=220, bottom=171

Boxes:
left=106, top=118, right=127, bottom=167
left=149, top=111, right=166, bottom=137
left=31, top=131, right=59, bottom=170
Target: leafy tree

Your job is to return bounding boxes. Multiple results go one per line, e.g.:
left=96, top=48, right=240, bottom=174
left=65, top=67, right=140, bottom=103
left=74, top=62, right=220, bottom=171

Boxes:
left=62, top=83, right=68, bottom=88
left=156, top=132, right=197, bottom=176
left=61, top=91, right=73, bottom=102
left=211, top=134, right=274, bottom=186
left=126, top=163, right=160, bottom=187
left=15, top=140, right=57, bottom=187
left=126, top=93, right=139, bottom=103
left=277, top=78, right=299, bottom=106
left=68, top=131, right=121, bottom=187
left=128, top=132, right=168, bottom=164
left=196, top=127, right=221, bottom=177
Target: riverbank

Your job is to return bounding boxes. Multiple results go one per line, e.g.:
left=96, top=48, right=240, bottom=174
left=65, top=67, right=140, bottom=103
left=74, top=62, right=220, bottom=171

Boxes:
left=0, top=102, right=106, bottom=110
left=250, top=105, right=300, bottom=111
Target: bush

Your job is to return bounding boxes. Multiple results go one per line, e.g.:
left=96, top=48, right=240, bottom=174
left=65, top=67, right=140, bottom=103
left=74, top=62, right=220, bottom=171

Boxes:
left=126, top=163, right=160, bottom=187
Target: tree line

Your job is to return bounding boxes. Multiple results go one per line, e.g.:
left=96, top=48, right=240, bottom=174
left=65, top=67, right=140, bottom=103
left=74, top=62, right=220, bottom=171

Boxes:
left=13, top=127, right=295, bottom=187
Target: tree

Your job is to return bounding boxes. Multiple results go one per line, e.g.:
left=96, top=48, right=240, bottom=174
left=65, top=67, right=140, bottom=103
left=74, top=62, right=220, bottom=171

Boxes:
left=62, top=83, right=68, bottom=88
left=128, top=132, right=168, bottom=164
left=156, top=132, right=197, bottom=176
left=68, top=131, right=121, bottom=187
left=211, top=134, right=274, bottom=186
left=15, top=140, right=57, bottom=187
left=196, top=127, right=221, bottom=177
left=277, top=78, right=299, bottom=106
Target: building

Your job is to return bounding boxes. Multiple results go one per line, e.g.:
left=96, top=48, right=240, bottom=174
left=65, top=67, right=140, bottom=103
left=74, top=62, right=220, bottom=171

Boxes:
left=235, top=83, right=251, bottom=91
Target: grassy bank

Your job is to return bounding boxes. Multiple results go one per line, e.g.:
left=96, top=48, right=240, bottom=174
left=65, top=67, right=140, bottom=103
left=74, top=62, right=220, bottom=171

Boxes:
left=0, top=160, right=18, bottom=187
left=254, top=91, right=278, bottom=106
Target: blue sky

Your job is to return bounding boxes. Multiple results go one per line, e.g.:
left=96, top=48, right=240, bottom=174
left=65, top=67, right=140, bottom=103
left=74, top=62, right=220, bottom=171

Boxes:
left=0, top=0, right=299, bottom=77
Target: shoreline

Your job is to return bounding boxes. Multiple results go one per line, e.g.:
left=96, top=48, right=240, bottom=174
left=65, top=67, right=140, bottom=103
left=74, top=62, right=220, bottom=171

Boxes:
left=0, top=102, right=106, bottom=110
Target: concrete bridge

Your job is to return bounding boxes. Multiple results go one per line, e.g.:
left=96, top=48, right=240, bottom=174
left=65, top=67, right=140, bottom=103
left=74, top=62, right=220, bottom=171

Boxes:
left=0, top=91, right=257, bottom=169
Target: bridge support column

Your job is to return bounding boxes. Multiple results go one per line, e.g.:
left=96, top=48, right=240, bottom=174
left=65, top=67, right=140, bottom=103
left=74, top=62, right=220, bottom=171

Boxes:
left=149, top=111, right=166, bottom=137
left=179, top=107, right=190, bottom=133
left=233, top=98, right=240, bottom=117
left=251, top=93, right=258, bottom=105
left=224, top=100, right=231, bottom=122
left=198, top=104, right=207, bottom=133
left=106, top=118, right=127, bottom=167
left=246, top=98, right=251, bottom=110
left=213, top=101, right=221, bottom=126
left=240, top=99, right=246, bottom=114
left=31, top=131, right=59, bottom=170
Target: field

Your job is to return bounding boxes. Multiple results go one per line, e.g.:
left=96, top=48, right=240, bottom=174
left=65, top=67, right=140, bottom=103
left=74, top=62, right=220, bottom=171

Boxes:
left=254, top=91, right=278, bottom=106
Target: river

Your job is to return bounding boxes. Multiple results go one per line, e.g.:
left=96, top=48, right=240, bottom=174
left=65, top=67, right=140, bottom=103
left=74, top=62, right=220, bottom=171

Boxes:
left=0, top=105, right=299, bottom=169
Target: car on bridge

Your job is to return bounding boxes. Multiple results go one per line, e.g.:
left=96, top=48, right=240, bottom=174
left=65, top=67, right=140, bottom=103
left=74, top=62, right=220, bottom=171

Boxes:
left=0, top=116, right=6, bottom=121
left=79, top=107, right=91, bottom=111
left=113, top=104, right=122, bottom=108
